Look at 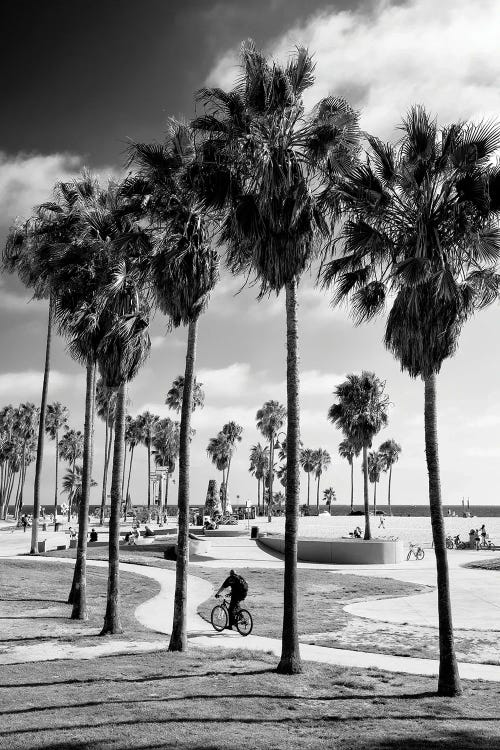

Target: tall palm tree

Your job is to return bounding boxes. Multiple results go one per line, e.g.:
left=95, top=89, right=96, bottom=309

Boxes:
left=11, top=403, right=39, bottom=519
left=338, top=438, right=360, bottom=513
left=323, top=487, right=336, bottom=515
left=312, top=448, right=331, bottom=514
left=367, top=450, right=384, bottom=516
left=256, top=400, right=287, bottom=522
left=152, top=417, right=180, bottom=514
left=136, top=411, right=160, bottom=509
left=324, top=107, right=500, bottom=696
left=165, top=375, right=205, bottom=413
left=248, top=442, right=269, bottom=514
left=221, top=421, right=243, bottom=502
left=62, top=464, right=97, bottom=516
left=328, top=372, right=389, bottom=541
left=3, top=188, right=78, bottom=553
left=378, top=439, right=401, bottom=514
left=124, top=415, right=142, bottom=513
left=299, top=448, right=316, bottom=508
left=128, top=120, right=218, bottom=652
left=58, top=429, right=84, bottom=519
left=95, top=380, right=117, bottom=525
left=206, top=432, right=231, bottom=507
left=45, top=402, right=69, bottom=527
left=193, top=41, right=360, bottom=674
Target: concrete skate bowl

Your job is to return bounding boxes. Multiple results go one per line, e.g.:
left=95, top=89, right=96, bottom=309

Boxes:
left=258, top=534, right=404, bottom=564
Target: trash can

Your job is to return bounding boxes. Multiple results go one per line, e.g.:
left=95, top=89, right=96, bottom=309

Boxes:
left=37, top=540, right=46, bottom=553
left=54, top=522, right=61, bottom=532
left=250, top=526, right=259, bottom=540
left=42, top=522, right=47, bottom=532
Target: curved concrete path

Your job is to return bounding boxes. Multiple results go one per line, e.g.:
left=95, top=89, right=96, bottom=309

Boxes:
left=2, top=528, right=500, bottom=681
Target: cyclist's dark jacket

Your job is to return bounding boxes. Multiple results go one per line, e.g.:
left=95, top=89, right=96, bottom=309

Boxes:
left=221, top=573, right=248, bottom=601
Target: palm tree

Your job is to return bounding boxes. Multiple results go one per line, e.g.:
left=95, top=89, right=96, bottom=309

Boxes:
left=323, top=487, right=336, bottom=515
left=152, top=417, right=180, bottom=514
left=256, top=401, right=287, bottom=522
left=221, top=421, right=243, bottom=502
left=338, top=438, right=360, bottom=514
left=95, top=380, right=117, bottom=525
left=248, top=443, right=269, bottom=514
left=128, top=120, right=218, bottom=652
left=328, top=372, right=389, bottom=541
left=367, top=450, right=384, bottom=516
left=3, top=188, right=78, bottom=553
left=45, top=402, right=69, bottom=527
left=206, top=432, right=231, bottom=507
left=136, top=411, right=160, bottom=509
left=324, top=107, right=500, bottom=696
left=58, top=429, right=84, bottom=519
left=165, top=375, right=205, bottom=413
left=10, top=403, right=39, bottom=519
left=193, top=41, right=360, bottom=674
left=299, top=448, right=316, bottom=508
left=312, top=449, right=331, bottom=514
left=378, top=439, right=401, bottom=514
left=62, top=464, right=97, bottom=516
left=124, top=415, right=142, bottom=513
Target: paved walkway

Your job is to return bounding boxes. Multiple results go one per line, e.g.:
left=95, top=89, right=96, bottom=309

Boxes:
left=2, top=527, right=500, bottom=680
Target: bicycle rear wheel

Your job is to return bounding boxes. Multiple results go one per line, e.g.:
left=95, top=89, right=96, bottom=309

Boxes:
left=406, top=550, right=412, bottom=561
left=236, top=609, right=253, bottom=636
left=211, top=605, right=228, bottom=632
left=416, top=548, right=425, bottom=560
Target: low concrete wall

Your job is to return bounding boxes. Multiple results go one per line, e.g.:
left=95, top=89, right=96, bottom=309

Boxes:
left=259, top=534, right=404, bottom=564
left=203, top=527, right=248, bottom=538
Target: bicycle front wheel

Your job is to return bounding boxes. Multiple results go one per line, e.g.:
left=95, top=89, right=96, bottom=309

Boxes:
left=211, top=605, right=228, bottom=632
left=236, top=609, right=253, bottom=636
left=416, top=548, right=424, bottom=560
left=406, top=550, right=412, bottom=561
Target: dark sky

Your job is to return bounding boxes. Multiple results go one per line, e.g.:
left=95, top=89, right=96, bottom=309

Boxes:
left=1, top=0, right=359, bottom=167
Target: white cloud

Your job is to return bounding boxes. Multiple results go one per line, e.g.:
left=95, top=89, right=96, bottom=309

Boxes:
left=207, top=0, right=500, bottom=138
left=0, top=151, right=119, bottom=228
left=197, top=362, right=258, bottom=399
left=0, top=370, right=84, bottom=400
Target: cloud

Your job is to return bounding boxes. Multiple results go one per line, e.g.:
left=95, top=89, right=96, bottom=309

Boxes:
left=0, top=151, right=119, bottom=229
left=197, top=362, right=259, bottom=399
left=0, top=370, right=84, bottom=400
left=0, top=278, right=46, bottom=314
left=206, top=0, right=500, bottom=138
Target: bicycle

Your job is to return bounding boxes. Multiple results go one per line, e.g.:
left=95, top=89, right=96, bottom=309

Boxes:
left=479, top=538, right=494, bottom=550
left=407, top=542, right=425, bottom=561
left=211, top=595, right=253, bottom=636
left=445, top=535, right=454, bottom=550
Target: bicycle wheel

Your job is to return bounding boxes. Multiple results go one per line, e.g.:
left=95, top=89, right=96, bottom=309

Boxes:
left=416, top=548, right=425, bottom=560
left=236, top=609, right=253, bottom=636
left=446, top=539, right=454, bottom=550
left=406, top=550, right=412, bottom=561
left=211, top=605, right=228, bottom=632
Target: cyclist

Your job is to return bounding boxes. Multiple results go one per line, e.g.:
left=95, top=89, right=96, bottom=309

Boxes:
left=215, top=569, right=248, bottom=629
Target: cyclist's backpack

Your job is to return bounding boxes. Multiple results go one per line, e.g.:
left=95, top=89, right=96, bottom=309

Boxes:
left=233, top=574, right=248, bottom=598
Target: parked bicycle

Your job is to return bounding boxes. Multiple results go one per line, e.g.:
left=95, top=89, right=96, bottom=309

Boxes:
left=479, top=538, right=495, bottom=550
left=407, top=542, right=425, bottom=561
left=445, top=535, right=454, bottom=549
left=211, top=595, right=253, bottom=636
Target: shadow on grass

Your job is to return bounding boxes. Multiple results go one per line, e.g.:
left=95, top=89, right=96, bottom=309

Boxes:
left=0, top=598, right=68, bottom=604
left=363, top=734, right=497, bottom=750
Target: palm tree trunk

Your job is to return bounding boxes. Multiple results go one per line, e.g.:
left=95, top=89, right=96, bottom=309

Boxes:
left=100, top=404, right=112, bottom=525
left=362, top=445, right=371, bottom=540
left=31, top=295, right=53, bottom=555
left=387, top=465, right=393, bottom=515
left=267, top=437, right=274, bottom=522
left=316, top=474, right=320, bottom=514
left=121, top=443, right=127, bottom=514
left=165, top=471, right=170, bottom=515
left=54, top=430, right=59, bottom=528
left=225, top=455, right=232, bottom=500
left=68, top=455, right=75, bottom=523
left=424, top=373, right=461, bottom=697
left=277, top=276, right=302, bottom=675
left=373, top=480, right=377, bottom=516
left=70, top=361, right=96, bottom=618
left=101, top=381, right=126, bottom=636
left=169, top=317, right=197, bottom=652
left=125, top=446, right=135, bottom=512
left=307, top=471, right=310, bottom=507
left=257, top=476, right=260, bottom=515
left=350, top=460, right=354, bottom=512
left=147, top=438, right=151, bottom=509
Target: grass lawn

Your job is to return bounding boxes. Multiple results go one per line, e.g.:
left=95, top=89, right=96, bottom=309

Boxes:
left=1, top=647, right=500, bottom=749
left=464, top=558, right=500, bottom=571
left=0, top=558, right=161, bottom=647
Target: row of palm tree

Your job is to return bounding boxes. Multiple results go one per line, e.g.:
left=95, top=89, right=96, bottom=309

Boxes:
left=4, top=39, right=500, bottom=695
left=0, top=403, right=38, bottom=519
left=367, top=440, right=402, bottom=515
left=207, top=421, right=244, bottom=510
